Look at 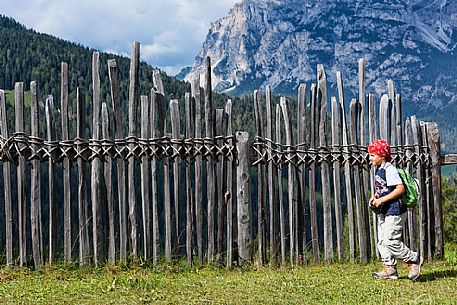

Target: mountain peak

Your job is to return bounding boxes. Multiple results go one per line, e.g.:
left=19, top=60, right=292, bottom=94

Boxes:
left=184, top=0, right=456, bottom=98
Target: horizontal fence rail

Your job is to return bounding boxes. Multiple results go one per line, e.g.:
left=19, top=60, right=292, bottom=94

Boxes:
left=251, top=138, right=430, bottom=168
left=0, top=43, right=444, bottom=268
left=0, top=134, right=236, bottom=163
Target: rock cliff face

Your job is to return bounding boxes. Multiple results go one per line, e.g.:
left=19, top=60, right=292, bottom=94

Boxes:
left=183, top=0, right=455, bottom=99
left=182, top=0, right=457, bottom=151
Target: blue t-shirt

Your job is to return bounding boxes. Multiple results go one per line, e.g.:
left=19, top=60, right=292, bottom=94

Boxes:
left=375, top=162, right=406, bottom=215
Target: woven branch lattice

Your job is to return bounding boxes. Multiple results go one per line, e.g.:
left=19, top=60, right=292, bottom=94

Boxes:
left=251, top=136, right=430, bottom=169
left=0, top=133, right=430, bottom=168
left=0, top=133, right=236, bottom=163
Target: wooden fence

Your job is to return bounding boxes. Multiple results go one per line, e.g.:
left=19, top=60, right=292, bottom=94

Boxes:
left=0, top=43, right=443, bottom=268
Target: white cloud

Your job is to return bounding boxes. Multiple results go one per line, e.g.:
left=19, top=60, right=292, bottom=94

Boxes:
left=2, top=0, right=240, bottom=75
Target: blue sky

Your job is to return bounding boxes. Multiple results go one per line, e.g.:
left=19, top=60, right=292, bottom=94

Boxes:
left=2, top=0, right=239, bottom=75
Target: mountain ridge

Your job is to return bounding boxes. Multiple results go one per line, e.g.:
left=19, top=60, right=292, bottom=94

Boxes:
left=182, top=0, right=457, bottom=152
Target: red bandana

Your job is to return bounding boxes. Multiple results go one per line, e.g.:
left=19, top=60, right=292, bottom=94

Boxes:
left=368, top=139, right=391, bottom=161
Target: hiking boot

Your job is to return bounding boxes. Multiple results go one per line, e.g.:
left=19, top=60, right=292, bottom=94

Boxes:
left=372, top=265, right=398, bottom=279
left=407, top=256, right=424, bottom=281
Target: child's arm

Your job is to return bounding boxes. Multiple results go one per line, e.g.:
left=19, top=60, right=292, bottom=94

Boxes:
left=371, top=183, right=405, bottom=207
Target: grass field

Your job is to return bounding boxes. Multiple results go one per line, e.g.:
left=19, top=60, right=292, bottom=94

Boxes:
left=1, top=246, right=456, bottom=305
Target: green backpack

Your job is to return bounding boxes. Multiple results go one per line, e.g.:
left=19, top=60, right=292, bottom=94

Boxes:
left=397, top=168, right=420, bottom=208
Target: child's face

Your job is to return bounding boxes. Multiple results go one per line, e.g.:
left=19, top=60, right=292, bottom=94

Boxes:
left=369, top=153, right=384, bottom=166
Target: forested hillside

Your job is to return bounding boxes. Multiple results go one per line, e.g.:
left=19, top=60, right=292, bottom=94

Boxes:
left=0, top=15, right=261, bottom=138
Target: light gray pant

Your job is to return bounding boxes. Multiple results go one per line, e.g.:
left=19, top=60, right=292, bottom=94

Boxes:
left=377, top=213, right=419, bottom=266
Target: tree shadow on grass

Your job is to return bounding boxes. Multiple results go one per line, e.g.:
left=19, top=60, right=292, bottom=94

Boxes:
left=415, top=269, right=457, bottom=282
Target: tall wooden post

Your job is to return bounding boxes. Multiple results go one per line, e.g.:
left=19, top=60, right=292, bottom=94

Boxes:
left=280, top=96, right=295, bottom=266
left=91, top=52, right=102, bottom=265
left=101, top=103, right=115, bottom=263
left=350, top=98, right=367, bottom=263
left=170, top=99, right=181, bottom=254
left=276, top=104, right=286, bottom=265
left=30, top=81, right=43, bottom=267
left=151, top=70, right=166, bottom=263
left=205, top=57, right=216, bottom=263
left=128, top=41, right=140, bottom=261
left=318, top=64, right=333, bottom=262
left=331, top=96, right=343, bottom=260
left=225, top=99, right=234, bottom=268
left=368, top=93, right=379, bottom=258
left=265, top=86, right=277, bottom=262
left=185, top=92, right=194, bottom=266
left=0, top=90, right=13, bottom=266
left=359, top=59, right=373, bottom=258
left=15, top=82, right=26, bottom=266
left=309, top=84, right=320, bottom=263
left=61, top=62, right=72, bottom=263
left=108, top=59, right=127, bottom=263
left=236, top=131, right=252, bottom=264
left=45, top=96, right=57, bottom=264
left=253, top=90, right=265, bottom=265
left=77, top=87, right=89, bottom=266
left=337, top=71, right=355, bottom=262
left=297, top=84, right=307, bottom=263
left=140, top=95, right=150, bottom=261
left=427, top=122, right=443, bottom=258
left=192, top=76, right=203, bottom=265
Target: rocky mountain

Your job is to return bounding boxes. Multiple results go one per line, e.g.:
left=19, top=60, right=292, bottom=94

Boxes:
left=181, top=0, right=457, bottom=152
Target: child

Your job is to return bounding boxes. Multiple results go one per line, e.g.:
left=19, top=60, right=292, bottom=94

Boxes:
left=368, top=139, right=423, bottom=280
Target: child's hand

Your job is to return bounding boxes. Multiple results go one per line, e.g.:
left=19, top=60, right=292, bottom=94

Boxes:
left=369, top=195, right=381, bottom=214
left=371, top=197, right=383, bottom=207
left=369, top=194, right=382, bottom=207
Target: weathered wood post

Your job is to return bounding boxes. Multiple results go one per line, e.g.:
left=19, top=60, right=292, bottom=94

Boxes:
left=350, top=98, right=367, bottom=263
left=15, top=82, right=26, bottom=266
left=410, top=116, right=426, bottom=259
left=420, top=121, right=433, bottom=261
left=253, top=90, right=266, bottom=265
left=388, top=80, right=396, bottom=146
left=140, top=95, right=150, bottom=261
left=359, top=59, right=373, bottom=258
left=101, top=102, right=115, bottom=264
left=276, top=104, right=286, bottom=265
left=337, top=71, right=355, bottom=262
left=317, top=64, right=333, bottom=262
left=77, top=87, right=89, bottom=266
left=184, top=92, right=193, bottom=266
left=379, top=95, right=389, bottom=140
left=225, top=99, right=234, bottom=268
left=309, top=83, right=320, bottom=263
left=45, top=96, right=57, bottom=264
left=427, top=122, right=443, bottom=258
left=405, top=118, right=418, bottom=251
left=297, top=84, right=307, bottom=263
left=216, top=108, right=227, bottom=264
left=265, top=86, right=277, bottom=262
left=91, top=52, right=102, bottom=265
left=30, top=80, right=43, bottom=267
left=128, top=41, right=140, bottom=261
left=0, top=89, right=13, bottom=266
left=280, top=96, right=295, bottom=265
left=236, top=131, right=252, bottom=264
left=170, top=99, right=181, bottom=254
left=331, top=96, right=343, bottom=261
left=61, top=62, right=72, bottom=263
left=368, top=93, right=379, bottom=258
left=108, top=59, right=127, bottom=263
left=151, top=70, right=167, bottom=263
left=205, top=56, right=216, bottom=263
left=191, top=76, right=204, bottom=265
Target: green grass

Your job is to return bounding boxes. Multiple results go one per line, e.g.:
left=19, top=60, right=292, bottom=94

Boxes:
left=0, top=256, right=456, bottom=305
